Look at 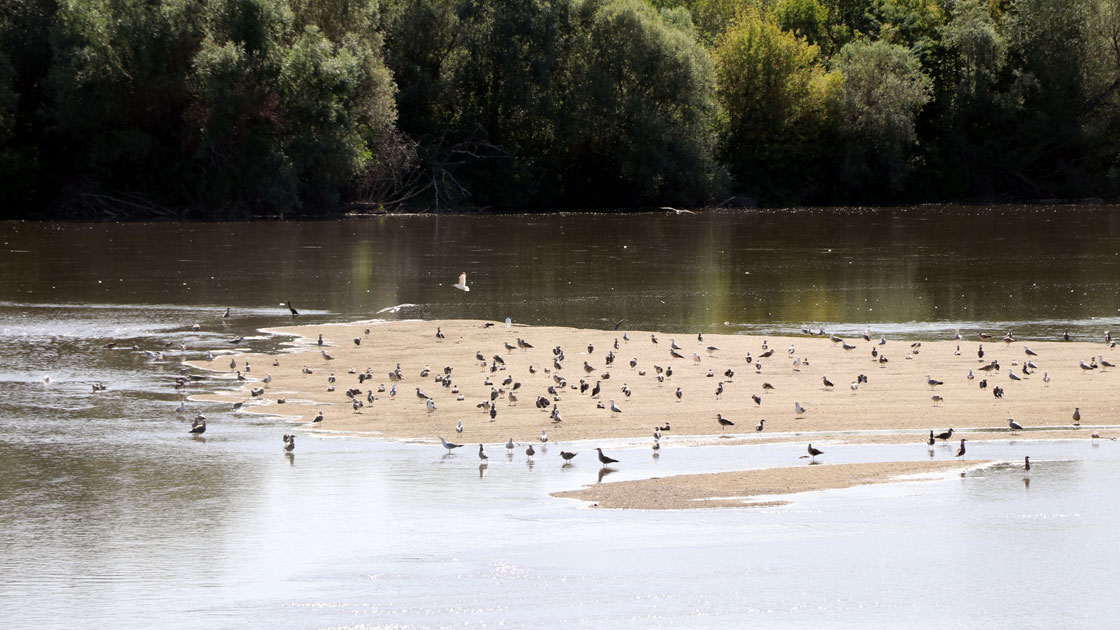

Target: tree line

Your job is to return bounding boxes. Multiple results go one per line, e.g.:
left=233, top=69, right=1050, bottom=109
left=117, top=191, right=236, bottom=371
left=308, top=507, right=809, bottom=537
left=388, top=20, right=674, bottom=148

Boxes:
left=1, top=0, right=1118, bottom=217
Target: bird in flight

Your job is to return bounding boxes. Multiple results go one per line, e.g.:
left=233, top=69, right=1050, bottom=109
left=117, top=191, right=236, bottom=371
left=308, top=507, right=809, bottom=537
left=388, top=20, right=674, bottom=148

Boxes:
left=453, top=272, right=470, bottom=292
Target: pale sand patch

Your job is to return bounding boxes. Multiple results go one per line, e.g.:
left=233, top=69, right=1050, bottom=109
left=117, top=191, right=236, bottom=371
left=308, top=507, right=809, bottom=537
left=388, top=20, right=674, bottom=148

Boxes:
left=552, top=460, right=994, bottom=509
left=186, top=319, right=1120, bottom=445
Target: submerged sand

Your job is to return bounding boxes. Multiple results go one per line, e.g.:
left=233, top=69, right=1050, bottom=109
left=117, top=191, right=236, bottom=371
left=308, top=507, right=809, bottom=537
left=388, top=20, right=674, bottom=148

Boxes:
left=552, top=460, right=993, bottom=509
left=188, top=318, right=1120, bottom=444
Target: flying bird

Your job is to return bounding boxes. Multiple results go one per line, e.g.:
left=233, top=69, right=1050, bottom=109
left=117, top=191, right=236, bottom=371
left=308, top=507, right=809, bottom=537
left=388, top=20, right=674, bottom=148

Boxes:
left=453, top=272, right=470, bottom=292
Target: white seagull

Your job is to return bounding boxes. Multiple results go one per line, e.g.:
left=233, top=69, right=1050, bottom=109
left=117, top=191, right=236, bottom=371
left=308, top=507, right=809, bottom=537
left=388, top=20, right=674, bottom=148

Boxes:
left=453, top=272, right=470, bottom=292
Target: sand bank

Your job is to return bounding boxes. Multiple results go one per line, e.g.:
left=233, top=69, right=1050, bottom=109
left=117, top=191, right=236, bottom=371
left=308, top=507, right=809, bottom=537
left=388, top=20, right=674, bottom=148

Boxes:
left=187, top=319, right=1120, bottom=446
left=552, top=460, right=994, bottom=509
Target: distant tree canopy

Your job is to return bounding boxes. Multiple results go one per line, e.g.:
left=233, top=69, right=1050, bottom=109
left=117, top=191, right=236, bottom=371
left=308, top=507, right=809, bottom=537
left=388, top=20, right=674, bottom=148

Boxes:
left=0, top=0, right=1118, bottom=216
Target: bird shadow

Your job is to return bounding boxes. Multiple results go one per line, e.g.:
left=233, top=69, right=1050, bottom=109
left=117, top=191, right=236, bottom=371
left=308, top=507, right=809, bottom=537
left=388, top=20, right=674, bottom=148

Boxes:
left=597, top=467, right=617, bottom=483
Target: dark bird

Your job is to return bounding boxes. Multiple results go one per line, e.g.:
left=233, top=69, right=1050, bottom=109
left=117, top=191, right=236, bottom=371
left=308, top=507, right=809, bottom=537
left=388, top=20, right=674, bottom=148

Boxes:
left=223, top=307, right=230, bottom=318
left=993, top=386, right=1004, bottom=398
left=1008, top=418, right=1024, bottom=431
left=659, top=421, right=671, bottom=431
left=1073, top=407, right=1081, bottom=426
left=822, top=376, right=834, bottom=388
left=313, top=411, right=323, bottom=423
left=595, top=448, right=619, bottom=466
left=614, top=319, right=625, bottom=330
left=978, top=345, right=984, bottom=360
left=928, top=431, right=935, bottom=447
left=955, top=438, right=967, bottom=457
left=715, top=382, right=724, bottom=398
left=751, top=394, right=761, bottom=406
left=675, top=387, right=683, bottom=402
left=716, top=413, right=735, bottom=428
left=436, top=327, right=445, bottom=339
left=283, top=434, right=295, bottom=451
left=807, top=443, right=823, bottom=460
left=560, top=451, right=577, bottom=462
left=762, top=382, right=774, bottom=390
left=755, top=419, right=765, bottom=432
left=1024, top=456, right=1031, bottom=471
left=286, top=301, right=299, bottom=316
left=478, top=444, right=488, bottom=461
left=1064, top=329, right=1071, bottom=341
left=189, top=418, right=206, bottom=434
left=935, top=428, right=954, bottom=441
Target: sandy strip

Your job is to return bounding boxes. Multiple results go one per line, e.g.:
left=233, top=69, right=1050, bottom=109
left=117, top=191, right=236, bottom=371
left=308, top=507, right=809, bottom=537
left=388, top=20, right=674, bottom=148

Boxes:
left=552, top=460, right=994, bottom=509
left=186, top=319, right=1120, bottom=447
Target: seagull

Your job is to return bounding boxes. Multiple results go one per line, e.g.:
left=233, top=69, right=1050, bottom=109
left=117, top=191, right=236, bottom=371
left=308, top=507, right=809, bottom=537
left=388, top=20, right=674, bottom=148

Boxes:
left=1024, top=456, right=1031, bottom=471
left=926, top=374, right=943, bottom=389
left=595, top=448, right=618, bottom=466
left=1025, top=346, right=1037, bottom=357
left=283, top=434, right=295, bottom=451
left=453, top=272, right=470, bottom=292
left=654, top=427, right=662, bottom=440
left=456, top=420, right=464, bottom=434
left=794, top=401, right=806, bottom=418
left=223, top=307, right=230, bottom=318
left=478, top=444, right=488, bottom=461
left=526, top=444, right=535, bottom=458
left=540, top=429, right=548, bottom=443
left=755, top=419, right=765, bottom=432
left=609, top=399, right=622, bottom=415
left=935, top=428, right=954, bottom=441
left=807, top=443, right=823, bottom=460
left=716, top=413, right=734, bottom=428
left=262, top=374, right=272, bottom=386
left=440, top=437, right=462, bottom=453
left=321, top=350, right=334, bottom=360
left=1043, top=371, right=1050, bottom=385
left=560, top=451, right=577, bottom=463
left=189, top=419, right=206, bottom=435
left=652, top=439, right=660, bottom=452
left=822, top=376, right=834, bottom=388
left=1073, top=407, right=1081, bottom=425
left=506, top=437, right=516, bottom=453
left=426, top=398, right=437, bottom=412
left=313, top=411, right=323, bottom=423
left=1009, top=418, right=1024, bottom=431
left=955, top=438, right=967, bottom=457
left=675, top=387, right=683, bottom=402
left=286, top=300, right=299, bottom=316
left=928, top=431, right=935, bottom=447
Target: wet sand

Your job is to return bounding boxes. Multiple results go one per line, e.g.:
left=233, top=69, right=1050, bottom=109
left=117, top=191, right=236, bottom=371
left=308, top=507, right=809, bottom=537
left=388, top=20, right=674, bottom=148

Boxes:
left=552, top=460, right=994, bottom=509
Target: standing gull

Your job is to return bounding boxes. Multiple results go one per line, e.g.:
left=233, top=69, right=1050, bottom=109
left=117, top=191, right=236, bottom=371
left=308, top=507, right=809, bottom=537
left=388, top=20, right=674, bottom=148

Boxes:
left=807, top=443, right=823, bottom=461
left=595, top=448, right=619, bottom=467
left=955, top=438, right=967, bottom=458
left=478, top=444, right=488, bottom=461
left=1008, top=418, right=1024, bottom=431
left=439, top=437, right=462, bottom=453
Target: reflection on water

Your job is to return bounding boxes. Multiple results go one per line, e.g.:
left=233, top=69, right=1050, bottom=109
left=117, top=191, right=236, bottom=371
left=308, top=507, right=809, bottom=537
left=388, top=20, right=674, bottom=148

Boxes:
left=3, top=206, right=1120, bottom=628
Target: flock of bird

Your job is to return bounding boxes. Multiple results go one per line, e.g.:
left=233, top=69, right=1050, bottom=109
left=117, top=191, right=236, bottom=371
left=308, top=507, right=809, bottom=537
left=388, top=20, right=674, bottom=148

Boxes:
left=153, top=277, right=1116, bottom=475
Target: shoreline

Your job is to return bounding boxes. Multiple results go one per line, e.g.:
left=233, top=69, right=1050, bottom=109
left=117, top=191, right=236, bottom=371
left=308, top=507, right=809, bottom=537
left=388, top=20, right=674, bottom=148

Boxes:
left=185, top=318, right=1119, bottom=507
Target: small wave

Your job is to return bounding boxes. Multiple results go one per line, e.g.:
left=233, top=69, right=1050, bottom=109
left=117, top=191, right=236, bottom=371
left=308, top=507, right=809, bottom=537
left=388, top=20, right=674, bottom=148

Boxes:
left=375, top=303, right=418, bottom=314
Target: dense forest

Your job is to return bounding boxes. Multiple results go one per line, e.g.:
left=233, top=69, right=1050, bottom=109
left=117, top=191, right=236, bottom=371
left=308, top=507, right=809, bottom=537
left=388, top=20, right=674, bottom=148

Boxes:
left=0, top=0, right=1118, bottom=217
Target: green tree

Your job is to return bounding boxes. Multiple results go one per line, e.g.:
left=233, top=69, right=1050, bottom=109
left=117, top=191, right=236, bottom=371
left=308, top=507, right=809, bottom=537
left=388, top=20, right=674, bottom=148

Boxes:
left=774, top=0, right=828, bottom=47
left=834, top=38, right=931, bottom=195
left=715, top=8, right=838, bottom=202
left=559, top=0, right=718, bottom=206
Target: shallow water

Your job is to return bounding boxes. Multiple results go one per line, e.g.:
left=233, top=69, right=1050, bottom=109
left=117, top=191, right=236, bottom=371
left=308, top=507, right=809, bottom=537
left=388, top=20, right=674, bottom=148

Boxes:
left=3, top=207, right=1120, bottom=628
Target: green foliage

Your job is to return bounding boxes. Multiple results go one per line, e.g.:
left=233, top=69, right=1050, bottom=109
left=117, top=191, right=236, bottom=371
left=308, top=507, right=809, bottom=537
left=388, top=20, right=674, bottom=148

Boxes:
left=715, top=7, right=837, bottom=201
left=774, top=0, right=829, bottom=46
left=834, top=38, right=931, bottom=195
left=558, top=0, right=718, bottom=206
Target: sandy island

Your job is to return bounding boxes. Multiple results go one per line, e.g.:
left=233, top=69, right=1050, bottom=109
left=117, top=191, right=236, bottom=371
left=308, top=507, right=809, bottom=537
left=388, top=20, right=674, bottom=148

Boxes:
left=186, top=318, right=1119, bottom=507
left=552, top=460, right=994, bottom=509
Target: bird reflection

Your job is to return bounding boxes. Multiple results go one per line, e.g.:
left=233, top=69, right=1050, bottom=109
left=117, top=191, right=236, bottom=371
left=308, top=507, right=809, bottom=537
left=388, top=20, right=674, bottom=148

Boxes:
left=479, top=463, right=488, bottom=478
left=286, top=452, right=295, bottom=466
left=597, top=467, right=617, bottom=483
left=1022, top=477, right=1030, bottom=489
left=526, top=459, right=535, bottom=471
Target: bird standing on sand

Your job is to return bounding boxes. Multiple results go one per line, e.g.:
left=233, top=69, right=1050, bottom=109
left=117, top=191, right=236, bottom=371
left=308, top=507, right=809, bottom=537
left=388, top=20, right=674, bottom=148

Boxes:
left=453, top=272, right=470, bottom=292
left=794, top=401, right=806, bottom=418
left=313, top=411, right=323, bottom=423
left=1009, top=418, right=1024, bottom=431
left=609, top=399, right=621, bottom=415
left=716, top=413, right=735, bottom=428
left=755, top=419, right=766, bottom=432
left=595, top=448, right=619, bottom=466
left=1073, top=407, right=1081, bottom=426
left=440, top=436, right=462, bottom=453
left=956, top=438, right=967, bottom=457
left=927, top=374, right=943, bottom=389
